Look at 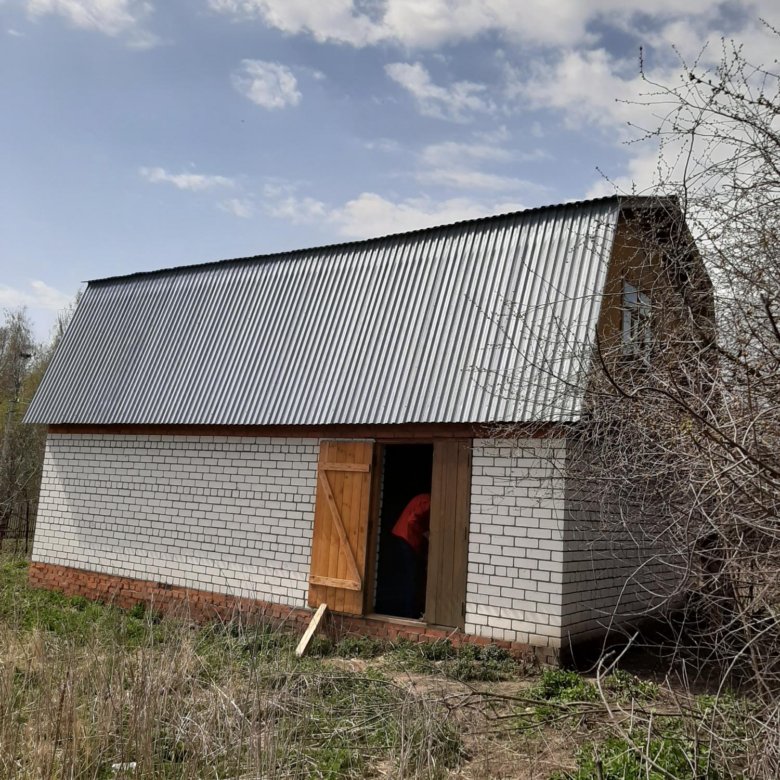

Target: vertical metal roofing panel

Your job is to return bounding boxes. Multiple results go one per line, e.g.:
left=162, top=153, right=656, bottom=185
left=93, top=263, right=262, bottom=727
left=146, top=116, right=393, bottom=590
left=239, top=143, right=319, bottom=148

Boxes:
left=25, top=198, right=623, bottom=426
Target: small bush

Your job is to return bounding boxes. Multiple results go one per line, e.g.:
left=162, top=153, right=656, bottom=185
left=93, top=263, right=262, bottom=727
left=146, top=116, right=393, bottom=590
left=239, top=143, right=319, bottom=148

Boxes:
left=532, top=669, right=599, bottom=703
left=443, top=644, right=515, bottom=682
left=603, top=669, right=659, bottom=702
left=387, top=639, right=516, bottom=681
left=307, top=634, right=334, bottom=657
left=419, top=639, right=457, bottom=661
left=556, top=733, right=719, bottom=780
left=127, top=601, right=146, bottom=620
left=240, top=624, right=296, bottom=657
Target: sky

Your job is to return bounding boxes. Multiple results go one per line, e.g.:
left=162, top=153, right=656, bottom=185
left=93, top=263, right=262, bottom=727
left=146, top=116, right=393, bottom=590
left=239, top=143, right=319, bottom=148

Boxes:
left=1, top=0, right=778, bottom=341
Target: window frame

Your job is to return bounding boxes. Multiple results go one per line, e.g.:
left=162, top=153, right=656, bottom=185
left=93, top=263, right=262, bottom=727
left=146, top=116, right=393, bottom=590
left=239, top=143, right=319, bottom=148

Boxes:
left=621, top=279, right=652, bottom=357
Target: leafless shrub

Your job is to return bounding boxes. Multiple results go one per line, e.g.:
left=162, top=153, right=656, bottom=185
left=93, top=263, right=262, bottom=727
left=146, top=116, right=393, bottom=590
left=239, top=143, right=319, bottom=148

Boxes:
left=534, top=28, right=780, bottom=779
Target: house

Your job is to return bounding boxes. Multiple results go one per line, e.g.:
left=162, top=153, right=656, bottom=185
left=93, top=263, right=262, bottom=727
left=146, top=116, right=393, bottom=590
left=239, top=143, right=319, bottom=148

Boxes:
left=23, top=195, right=713, bottom=662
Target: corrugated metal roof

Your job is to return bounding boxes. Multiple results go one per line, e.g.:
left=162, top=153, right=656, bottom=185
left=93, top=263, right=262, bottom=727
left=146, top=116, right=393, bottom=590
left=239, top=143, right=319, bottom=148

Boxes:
left=25, top=197, right=628, bottom=426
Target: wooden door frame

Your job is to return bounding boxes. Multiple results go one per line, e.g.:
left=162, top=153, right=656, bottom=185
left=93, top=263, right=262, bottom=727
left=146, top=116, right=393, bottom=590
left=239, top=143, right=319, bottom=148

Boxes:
left=363, top=438, right=472, bottom=627
left=362, top=442, right=385, bottom=616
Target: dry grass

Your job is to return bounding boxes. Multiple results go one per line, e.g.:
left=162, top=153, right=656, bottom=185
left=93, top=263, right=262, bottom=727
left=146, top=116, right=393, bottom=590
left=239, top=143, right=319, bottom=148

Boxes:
left=0, top=556, right=463, bottom=779
left=0, top=555, right=759, bottom=779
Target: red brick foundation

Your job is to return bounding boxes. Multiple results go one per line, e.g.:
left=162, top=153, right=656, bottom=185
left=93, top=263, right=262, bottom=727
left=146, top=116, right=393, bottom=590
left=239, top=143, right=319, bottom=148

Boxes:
left=28, top=562, right=553, bottom=663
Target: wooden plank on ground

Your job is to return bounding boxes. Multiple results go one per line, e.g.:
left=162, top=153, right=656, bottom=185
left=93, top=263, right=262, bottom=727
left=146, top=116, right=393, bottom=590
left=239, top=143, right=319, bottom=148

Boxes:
left=295, top=603, right=328, bottom=657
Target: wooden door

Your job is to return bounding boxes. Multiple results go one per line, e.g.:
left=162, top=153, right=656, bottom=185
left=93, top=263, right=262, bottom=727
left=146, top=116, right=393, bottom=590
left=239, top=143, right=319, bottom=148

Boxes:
left=308, top=440, right=374, bottom=615
left=426, top=439, right=472, bottom=629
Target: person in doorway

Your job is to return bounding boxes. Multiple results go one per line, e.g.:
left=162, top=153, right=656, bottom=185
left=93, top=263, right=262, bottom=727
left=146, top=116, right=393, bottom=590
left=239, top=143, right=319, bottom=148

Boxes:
left=391, top=493, right=431, bottom=619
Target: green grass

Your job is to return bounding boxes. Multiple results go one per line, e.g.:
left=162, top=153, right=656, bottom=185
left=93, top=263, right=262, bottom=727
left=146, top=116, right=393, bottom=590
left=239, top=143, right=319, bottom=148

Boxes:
left=0, top=556, right=165, bottom=647
left=1, top=556, right=757, bottom=779
left=0, top=557, right=464, bottom=778
left=556, top=732, right=720, bottom=780
left=602, top=668, right=659, bottom=702
left=385, top=638, right=520, bottom=681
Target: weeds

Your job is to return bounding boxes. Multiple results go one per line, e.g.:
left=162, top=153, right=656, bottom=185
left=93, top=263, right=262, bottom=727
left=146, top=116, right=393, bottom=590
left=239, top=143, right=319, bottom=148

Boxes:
left=268, top=669, right=462, bottom=778
left=556, top=732, right=719, bottom=780
left=0, top=557, right=756, bottom=779
left=602, top=669, right=659, bottom=702
left=333, top=636, right=385, bottom=659
left=387, top=639, right=518, bottom=681
left=532, top=668, right=599, bottom=704
left=0, top=559, right=463, bottom=778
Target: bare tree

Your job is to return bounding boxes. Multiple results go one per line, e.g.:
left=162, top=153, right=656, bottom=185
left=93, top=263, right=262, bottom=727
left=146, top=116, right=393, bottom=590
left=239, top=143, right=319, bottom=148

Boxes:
left=0, top=302, right=76, bottom=553
left=551, top=31, right=780, bottom=779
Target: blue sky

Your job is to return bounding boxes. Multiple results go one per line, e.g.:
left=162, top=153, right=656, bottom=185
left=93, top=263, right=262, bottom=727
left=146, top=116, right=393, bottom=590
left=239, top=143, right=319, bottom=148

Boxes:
left=1, top=0, right=778, bottom=340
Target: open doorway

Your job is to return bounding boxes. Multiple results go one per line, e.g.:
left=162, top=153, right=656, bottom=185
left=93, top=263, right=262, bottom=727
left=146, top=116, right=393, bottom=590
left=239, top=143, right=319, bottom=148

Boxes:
left=373, top=443, right=434, bottom=620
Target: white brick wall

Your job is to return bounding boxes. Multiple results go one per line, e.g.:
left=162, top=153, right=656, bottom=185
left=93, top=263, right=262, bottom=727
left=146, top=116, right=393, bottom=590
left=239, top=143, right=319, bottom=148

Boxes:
left=34, top=431, right=673, bottom=651
left=33, top=433, right=319, bottom=607
left=561, top=459, right=683, bottom=643
left=465, top=438, right=567, bottom=649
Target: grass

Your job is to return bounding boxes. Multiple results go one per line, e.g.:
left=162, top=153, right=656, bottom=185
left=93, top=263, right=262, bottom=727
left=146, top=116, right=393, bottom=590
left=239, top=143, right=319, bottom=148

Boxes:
left=556, top=732, right=719, bottom=780
left=0, top=555, right=758, bottom=778
left=0, top=557, right=462, bottom=778
left=384, top=638, right=521, bottom=681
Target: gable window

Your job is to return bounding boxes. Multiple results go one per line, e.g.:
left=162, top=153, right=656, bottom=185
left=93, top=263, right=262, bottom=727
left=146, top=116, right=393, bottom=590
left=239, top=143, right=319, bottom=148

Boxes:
left=622, top=280, right=652, bottom=356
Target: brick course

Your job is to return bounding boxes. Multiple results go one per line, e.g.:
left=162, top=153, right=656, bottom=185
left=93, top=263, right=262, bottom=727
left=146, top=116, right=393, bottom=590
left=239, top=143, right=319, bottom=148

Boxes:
left=29, top=561, right=551, bottom=662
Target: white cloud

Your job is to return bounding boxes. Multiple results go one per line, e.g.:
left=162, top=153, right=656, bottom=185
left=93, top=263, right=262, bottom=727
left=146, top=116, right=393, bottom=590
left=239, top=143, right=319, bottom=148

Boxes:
left=385, top=62, right=493, bottom=122
left=416, top=167, right=535, bottom=192
left=208, top=0, right=746, bottom=50
left=380, top=0, right=590, bottom=49
left=364, top=138, right=403, bottom=153
left=261, top=184, right=524, bottom=239
left=26, top=0, right=158, bottom=46
left=265, top=194, right=329, bottom=224
left=218, top=198, right=254, bottom=218
left=0, top=280, right=73, bottom=313
left=420, top=139, right=511, bottom=168
left=505, top=48, right=653, bottom=133
left=231, top=59, right=301, bottom=109
left=139, top=166, right=234, bottom=191
left=210, top=0, right=382, bottom=46
left=502, top=48, right=682, bottom=194
left=416, top=135, right=548, bottom=192
left=330, top=192, right=523, bottom=238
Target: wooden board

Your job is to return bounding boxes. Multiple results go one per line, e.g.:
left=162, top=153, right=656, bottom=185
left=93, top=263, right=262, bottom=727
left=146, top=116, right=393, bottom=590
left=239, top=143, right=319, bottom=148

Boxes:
left=362, top=445, right=384, bottom=615
left=425, top=439, right=472, bottom=629
left=308, top=440, right=374, bottom=615
left=295, top=603, right=328, bottom=657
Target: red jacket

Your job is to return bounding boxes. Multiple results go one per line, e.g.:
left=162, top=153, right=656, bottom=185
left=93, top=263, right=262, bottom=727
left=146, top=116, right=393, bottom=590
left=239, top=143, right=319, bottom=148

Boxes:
left=391, top=494, right=431, bottom=554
